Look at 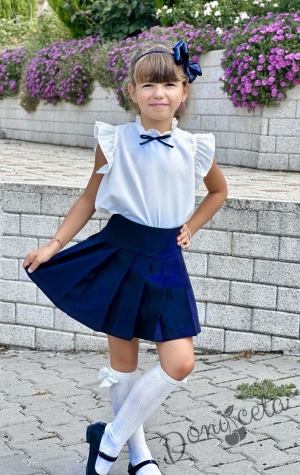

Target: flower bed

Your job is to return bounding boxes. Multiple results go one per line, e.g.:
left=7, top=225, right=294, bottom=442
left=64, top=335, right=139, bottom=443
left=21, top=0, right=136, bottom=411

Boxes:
left=21, top=36, right=101, bottom=111
left=0, top=47, right=27, bottom=98
left=0, top=13, right=299, bottom=114
left=221, top=12, right=300, bottom=111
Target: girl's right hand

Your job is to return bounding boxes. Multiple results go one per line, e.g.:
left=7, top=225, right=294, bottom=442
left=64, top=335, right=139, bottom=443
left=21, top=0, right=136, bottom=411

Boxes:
left=22, top=243, right=61, bottom=273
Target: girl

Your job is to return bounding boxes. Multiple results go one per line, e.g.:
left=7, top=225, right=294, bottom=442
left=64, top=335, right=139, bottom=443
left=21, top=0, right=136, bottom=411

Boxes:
left=22, top=39, right=228, bottom=475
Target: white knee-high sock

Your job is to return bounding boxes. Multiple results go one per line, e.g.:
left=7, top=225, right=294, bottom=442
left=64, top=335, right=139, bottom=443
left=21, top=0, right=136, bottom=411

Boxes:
left=99, top=365, right=160, bottom=474
left=95, top=363, right=187, bottom=475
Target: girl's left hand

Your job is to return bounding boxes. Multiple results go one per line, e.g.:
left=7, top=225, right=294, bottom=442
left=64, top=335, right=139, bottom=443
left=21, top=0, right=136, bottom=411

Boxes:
left=177, top=223, right=192, bottom=250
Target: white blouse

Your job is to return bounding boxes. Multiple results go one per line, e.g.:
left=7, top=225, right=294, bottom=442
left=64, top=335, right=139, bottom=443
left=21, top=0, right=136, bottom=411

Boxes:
left=94, top=115, right=215, bottom=228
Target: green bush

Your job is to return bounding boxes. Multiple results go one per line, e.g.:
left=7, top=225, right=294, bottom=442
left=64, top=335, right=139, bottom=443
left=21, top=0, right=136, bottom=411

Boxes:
left=50, top=0, right=157, bottom=41
left=0, top=0, right=36, bottom=20
left=0, top=13, right=72, bottom=50
left=83, top=0, right=156, bottom=40
left=48, top=0, right=88, bottom=38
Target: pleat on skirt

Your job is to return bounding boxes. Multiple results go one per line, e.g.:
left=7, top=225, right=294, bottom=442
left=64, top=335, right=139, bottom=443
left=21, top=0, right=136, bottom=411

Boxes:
left=25, top=214, right=201, bottom=342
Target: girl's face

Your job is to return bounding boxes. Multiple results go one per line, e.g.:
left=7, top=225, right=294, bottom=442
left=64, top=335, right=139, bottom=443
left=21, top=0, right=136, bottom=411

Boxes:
left=128, top=80, right=190, bottom=125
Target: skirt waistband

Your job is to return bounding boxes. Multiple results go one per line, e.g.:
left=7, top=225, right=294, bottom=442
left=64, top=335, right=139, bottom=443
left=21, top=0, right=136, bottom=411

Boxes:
left=100, top=214, right=182, bottom=258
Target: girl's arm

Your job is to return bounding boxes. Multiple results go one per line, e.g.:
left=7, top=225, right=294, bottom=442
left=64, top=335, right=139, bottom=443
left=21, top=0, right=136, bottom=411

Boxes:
left=177, top=158, right=228, bottom=248
left=22, top=144, right=108, bottom=272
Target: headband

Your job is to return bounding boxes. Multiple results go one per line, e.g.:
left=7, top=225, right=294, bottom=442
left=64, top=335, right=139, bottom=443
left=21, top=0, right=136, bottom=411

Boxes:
left=132, top=40, right=202, bottom=84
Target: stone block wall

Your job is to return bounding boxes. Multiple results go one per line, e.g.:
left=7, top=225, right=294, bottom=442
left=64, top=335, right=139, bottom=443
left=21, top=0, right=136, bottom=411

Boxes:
left=1, top=183, right=300, bottom=353
left=0, top=49, right=299, bottom=171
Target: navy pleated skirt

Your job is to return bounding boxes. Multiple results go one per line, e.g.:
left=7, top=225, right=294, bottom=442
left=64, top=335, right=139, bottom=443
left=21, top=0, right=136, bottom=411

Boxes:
left=25, top=214, right=201, bottom=342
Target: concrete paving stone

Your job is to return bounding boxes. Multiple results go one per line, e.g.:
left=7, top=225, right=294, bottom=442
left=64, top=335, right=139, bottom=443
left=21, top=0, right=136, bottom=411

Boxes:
left=30, top=456, right=85, bottom=475
left=3, top=381, right=50, bottom=401
left=217, top=360, right=296, bottom=381
left=219, top=428, right=269, bottom=448
left=229, top=438, right=298, bottom=470
left=43, top=359, right=87, bottom=374
left=190, top=361, right=223, bottom=374
left=29, top=406, right=85, bottom=429
left=281, top=404, right=300, bottom=424
left=36, top=381, right=94, bottom=399
left=164, top=389, right=211, bottom=412
left=215, top=376, right=258, bottom=392
left=253, top=420, right=300, bottom=450
left=223, top=398, right=291, bottom=430
left=285, top=445, right=300, bottom=457
left=53, top=420, right=90, bottom=446
left=3, top=420, right=55, bottom=443
left=74, top=405, right=115, bottom=424
left=196, top=354, right=237, bottom=364
left=148, top=419, right=195, bottom=442
left=75, top=355, right=110, bottom=370
left=188, top=437, right=245, bottom=468
left=54, top=441, right=88, bottom=461
left=144, top=408, right=187, bottom=430
left=262, top=356, right=300, bottom=375
left=16, top=394, right=64, bottom=413
left=0, top=406, right=36, bottom=428
left=184, top=378, right=221, bottom=397
left=0, top=395, right=20, bottom=409
left=188, top=370, right=219, bottom=382
left=15, top=437, right=68, bottom=462
left=199, top=389, right=242, bottom=409
left=20, top=369, right=62, bottom=386
left=0, top=372, right=25, bottom=388
left=17, top=350, right=56, bottom=361
left=195, top=367, right=246, bottom=384
left=168, top=405, right=226, bottom=435
left=203, top=459, right=263, bottom=475
left=38, top=355, right=86, bottom=369
left=48, top=392, right=105, bottom=412
left=160, top=459, right=205, bottom=475
left=1, top=360, right=44, bottom=375
left=0, top=454, right=43, bottom=475
left=261, top=462, right=300, bottom=475
left=0, top=436, right=20, bottom=456
left=60, top=368, right=98, bottom=386
left=244, top=353, right=282, bottom=363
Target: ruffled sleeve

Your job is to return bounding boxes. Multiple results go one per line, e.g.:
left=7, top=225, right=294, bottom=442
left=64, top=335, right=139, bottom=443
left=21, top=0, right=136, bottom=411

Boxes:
left=194, top=133, right=215, bottom=188
left=94, top=121, right=116, bottom=174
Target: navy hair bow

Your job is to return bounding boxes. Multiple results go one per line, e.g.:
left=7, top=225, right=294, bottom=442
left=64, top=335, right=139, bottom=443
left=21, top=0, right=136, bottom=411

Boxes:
left=173, top=40, right=202, bottom=84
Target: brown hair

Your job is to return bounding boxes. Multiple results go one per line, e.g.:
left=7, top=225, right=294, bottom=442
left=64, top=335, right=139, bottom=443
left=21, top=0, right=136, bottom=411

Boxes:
left=122, top=40, right=190, bottom=115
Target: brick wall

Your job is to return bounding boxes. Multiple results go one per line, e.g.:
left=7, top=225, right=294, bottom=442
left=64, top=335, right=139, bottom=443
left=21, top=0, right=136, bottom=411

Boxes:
left=1, top=49, right=299, bottom=171
left=1, top=183, right=300, bottom=353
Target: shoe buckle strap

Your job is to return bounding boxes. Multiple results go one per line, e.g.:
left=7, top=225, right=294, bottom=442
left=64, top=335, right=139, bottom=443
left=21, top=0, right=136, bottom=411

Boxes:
left=128, top=459, right=158, bottom=474
left=98, top=450, right=118, bottom=462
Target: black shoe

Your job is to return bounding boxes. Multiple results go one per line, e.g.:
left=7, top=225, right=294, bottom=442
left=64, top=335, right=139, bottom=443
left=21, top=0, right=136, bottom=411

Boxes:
left=86, top=422, right=118, bottom=475
left=128, top=459, right=159, bottom=474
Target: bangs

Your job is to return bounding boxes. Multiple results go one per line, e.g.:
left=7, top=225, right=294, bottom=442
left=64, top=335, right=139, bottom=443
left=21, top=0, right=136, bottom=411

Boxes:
left=133, top=53, right=186, bottom=84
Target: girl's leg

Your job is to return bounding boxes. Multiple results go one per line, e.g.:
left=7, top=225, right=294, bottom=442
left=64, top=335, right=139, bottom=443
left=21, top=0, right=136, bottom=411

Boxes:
left=105, top=335, right=159, bottom=474
left=95, top=337, right=194, bottom=475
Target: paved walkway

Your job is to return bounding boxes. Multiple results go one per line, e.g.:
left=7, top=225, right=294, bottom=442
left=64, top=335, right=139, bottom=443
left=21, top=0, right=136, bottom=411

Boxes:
left=1, top=139, right=300, bottom=202
left=1, top=347, right=300, bottom=475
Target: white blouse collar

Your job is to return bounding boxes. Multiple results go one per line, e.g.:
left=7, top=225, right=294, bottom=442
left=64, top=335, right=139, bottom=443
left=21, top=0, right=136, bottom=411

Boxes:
left=135, top=115, right=178, bottom=136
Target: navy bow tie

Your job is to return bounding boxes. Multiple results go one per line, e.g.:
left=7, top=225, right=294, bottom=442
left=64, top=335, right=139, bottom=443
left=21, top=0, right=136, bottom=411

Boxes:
left=139, top=134, right=174, bottom=148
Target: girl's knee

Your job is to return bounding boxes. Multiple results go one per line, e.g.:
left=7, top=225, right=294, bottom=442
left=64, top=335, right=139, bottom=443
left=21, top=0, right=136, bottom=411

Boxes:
left=176, top=358, right=195, bottom=379
left=162, top=357, right=195, bottom=381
